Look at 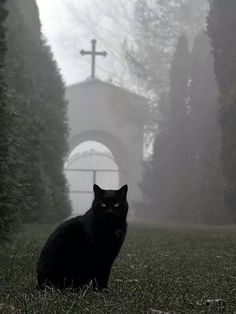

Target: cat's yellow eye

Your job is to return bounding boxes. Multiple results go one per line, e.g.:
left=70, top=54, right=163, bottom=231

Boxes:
left=114, top=203, right=120, bottom=208
left=101, top=203, right=106, bottom=208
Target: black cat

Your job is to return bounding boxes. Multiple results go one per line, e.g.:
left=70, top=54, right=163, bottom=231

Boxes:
left=37, top=184, right=128, bottom=291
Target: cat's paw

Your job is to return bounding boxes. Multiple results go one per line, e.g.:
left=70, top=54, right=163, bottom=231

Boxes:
left=101, top=287, right=109, bottom=294
left=93, top=285, right=109, bottom=294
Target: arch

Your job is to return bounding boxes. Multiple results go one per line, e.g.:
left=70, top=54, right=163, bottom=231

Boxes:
left=67, top=150, right=118, bottom=169
left=68, top=130, right=129, bottom=186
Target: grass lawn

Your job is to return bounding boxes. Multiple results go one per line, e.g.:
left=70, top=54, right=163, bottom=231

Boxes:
left=0, top=223, right=236, bottom=313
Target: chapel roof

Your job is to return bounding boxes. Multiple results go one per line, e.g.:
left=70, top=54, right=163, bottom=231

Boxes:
left=67, top=78, right=148, bottom=102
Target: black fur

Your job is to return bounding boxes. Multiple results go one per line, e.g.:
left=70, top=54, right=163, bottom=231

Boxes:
left=37, top=184, right=128, bottom=291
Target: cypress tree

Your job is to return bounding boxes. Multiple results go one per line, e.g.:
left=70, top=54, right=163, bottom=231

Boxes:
left=6, top=0, right=71, bottom=223
left=138, top=35, right=193, bottom=221
left=35, top=42, right=71, bottom=222
left=164, top=35, right=193, bottom=221
left=207, top=0, right=236, bottom=221
left=188, top=31, right=225, bottom=223
left=0, top=1, right=23, bottom=240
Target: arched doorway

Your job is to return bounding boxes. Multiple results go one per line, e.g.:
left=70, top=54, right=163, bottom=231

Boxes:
left=65, top=141, right=119, bottom=215
left=66, top=79, right=146, bottom=217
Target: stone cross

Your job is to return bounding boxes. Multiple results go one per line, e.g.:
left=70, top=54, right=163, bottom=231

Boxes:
left=80, top=39, right=107, bottom=79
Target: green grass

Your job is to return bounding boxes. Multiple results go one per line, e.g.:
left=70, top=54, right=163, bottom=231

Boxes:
left=0, top=223, right=236, bottom=313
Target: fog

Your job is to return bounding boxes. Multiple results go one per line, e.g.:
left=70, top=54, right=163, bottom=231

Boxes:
left=36, top=0, right=136, bottom=86
left=2, top=1, right=236, bottom=310
left=4, top=0, right=236, bottom=225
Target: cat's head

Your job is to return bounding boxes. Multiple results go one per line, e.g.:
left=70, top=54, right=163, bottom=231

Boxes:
left=92, top=184, right=128, bottom=222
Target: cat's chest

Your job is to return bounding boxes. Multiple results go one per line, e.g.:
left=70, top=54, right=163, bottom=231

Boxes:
left=114, top=228, right=125, bottom=241
left=94, top=227, right=125, bottom=247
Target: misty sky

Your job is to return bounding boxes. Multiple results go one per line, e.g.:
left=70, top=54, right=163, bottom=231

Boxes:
left=36, top=0, right=88, bottom=85
left=36, top=0, right=134, bottom=87
left=36, top=0, right=137, bottom=154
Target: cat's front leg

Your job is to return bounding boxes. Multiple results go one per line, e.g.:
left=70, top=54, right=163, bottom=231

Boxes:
left=93, top=266, right=111, bottom=292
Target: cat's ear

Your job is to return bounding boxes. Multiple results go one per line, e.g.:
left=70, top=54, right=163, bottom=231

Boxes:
left=119, top=184, right=128, bottom=198
left=93, top=184, right=103, bottom=197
